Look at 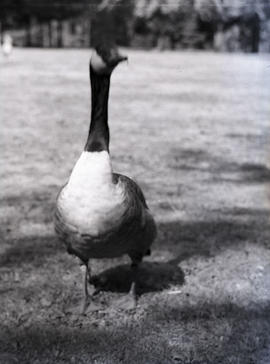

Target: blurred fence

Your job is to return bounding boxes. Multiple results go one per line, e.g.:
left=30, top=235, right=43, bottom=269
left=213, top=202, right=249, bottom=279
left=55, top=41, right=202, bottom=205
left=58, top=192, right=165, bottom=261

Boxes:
left=0, top=0, right=269, bottom=52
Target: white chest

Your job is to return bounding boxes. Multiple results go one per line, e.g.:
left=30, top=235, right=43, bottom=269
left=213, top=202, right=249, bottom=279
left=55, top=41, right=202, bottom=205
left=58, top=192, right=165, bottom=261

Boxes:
left=58, top=151, right=126, bottom=235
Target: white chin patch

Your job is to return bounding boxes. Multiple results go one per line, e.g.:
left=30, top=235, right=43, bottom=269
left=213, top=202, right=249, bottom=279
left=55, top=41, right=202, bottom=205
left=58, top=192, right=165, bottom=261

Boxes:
left=58, top=151, right=126, bottom=235
left=90, top=50, right=108, bottom=74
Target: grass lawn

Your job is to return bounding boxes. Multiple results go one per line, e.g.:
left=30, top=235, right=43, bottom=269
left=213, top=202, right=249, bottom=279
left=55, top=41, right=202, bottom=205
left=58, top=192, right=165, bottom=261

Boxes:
left=1, top=48, right=270, bottom=364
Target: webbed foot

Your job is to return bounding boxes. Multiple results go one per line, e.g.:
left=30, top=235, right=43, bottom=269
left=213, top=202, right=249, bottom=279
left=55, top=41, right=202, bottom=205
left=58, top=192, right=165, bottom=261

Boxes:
left=114, top=293, right=137, bottom=311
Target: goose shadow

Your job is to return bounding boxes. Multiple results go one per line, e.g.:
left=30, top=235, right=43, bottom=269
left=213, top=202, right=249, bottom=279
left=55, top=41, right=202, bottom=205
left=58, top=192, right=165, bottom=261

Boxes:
left=90, top=260, right=185, bottom=295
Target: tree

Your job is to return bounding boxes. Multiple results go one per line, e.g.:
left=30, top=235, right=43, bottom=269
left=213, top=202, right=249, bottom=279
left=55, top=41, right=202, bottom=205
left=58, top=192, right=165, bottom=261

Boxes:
left=93, top=0, right=134, bottom=46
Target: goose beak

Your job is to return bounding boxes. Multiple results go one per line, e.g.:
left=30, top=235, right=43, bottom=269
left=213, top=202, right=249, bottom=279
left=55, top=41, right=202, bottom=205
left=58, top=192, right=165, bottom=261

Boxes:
left=117, top=54, right=128, bottom=64
left=110, top=53, right=128, bottom=69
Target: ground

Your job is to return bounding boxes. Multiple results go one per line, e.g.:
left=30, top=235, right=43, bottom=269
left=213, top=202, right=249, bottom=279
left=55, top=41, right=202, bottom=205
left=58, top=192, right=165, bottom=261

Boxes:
left=1, top=48, right=270, bottom=364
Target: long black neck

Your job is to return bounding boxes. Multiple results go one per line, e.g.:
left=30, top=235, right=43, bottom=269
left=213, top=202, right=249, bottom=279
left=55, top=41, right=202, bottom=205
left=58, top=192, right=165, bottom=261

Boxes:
left=84, top=66, right=111, bottom=152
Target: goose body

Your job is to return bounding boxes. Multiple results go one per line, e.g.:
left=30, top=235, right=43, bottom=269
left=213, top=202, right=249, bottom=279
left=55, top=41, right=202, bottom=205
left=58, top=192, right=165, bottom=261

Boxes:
left=54, top=44, right=156, bottom=311
left=55, top=152, right=156, bottom=262
left=56, top=151, right=125, bottom=240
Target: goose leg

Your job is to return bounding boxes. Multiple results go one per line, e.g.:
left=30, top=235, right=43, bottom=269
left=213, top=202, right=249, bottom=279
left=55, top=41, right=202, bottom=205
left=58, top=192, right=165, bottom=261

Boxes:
left=114, top=260, right=140, bottom=311
left=80, top=261, right=92, bottom=314
left=65, top=259, right=100, bottom=315
left=129, top=262, right=139, bottom=306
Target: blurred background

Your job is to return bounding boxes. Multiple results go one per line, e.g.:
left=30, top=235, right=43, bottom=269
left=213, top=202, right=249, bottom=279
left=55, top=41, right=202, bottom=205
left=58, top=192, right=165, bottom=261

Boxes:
left=0, top=0, right=269, bottom=53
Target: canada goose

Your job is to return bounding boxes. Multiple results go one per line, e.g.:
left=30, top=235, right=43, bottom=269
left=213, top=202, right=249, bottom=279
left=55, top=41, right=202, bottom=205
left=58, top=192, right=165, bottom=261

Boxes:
left=54, top=44, right=157, bottom=313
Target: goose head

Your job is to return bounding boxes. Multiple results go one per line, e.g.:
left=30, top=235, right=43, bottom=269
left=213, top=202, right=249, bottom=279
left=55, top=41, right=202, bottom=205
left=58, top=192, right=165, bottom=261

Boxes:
left=90, top=44, right=128, bottom=76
